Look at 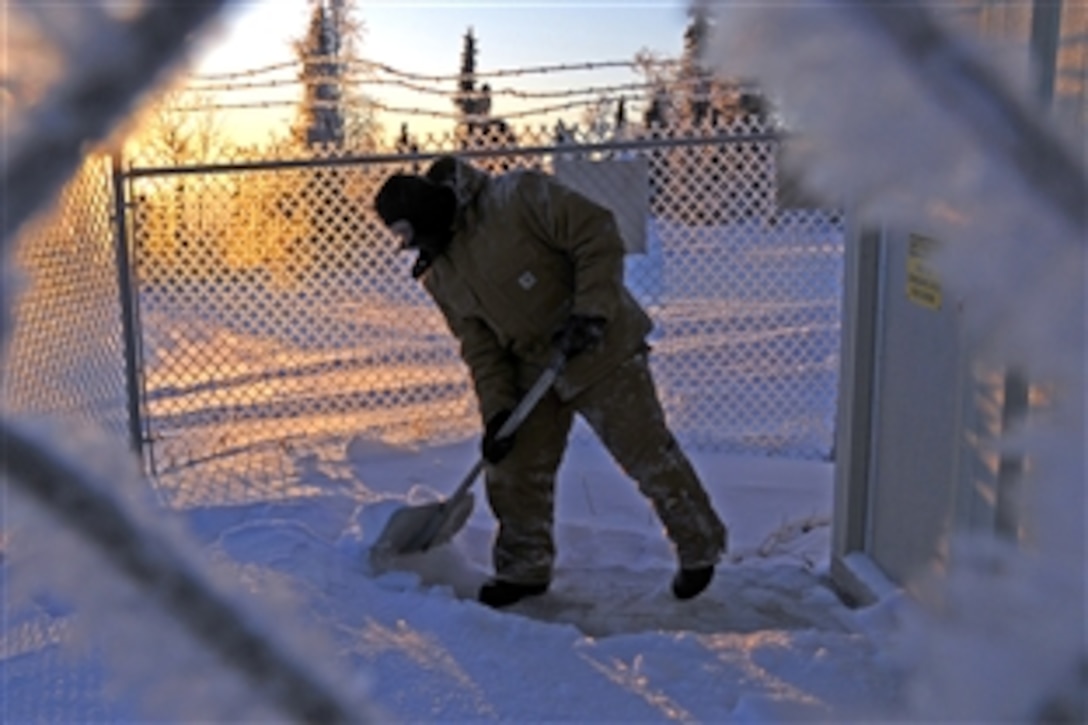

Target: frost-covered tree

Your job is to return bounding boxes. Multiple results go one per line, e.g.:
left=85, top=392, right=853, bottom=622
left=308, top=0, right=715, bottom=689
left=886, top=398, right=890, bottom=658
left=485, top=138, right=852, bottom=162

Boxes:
left=637, top=8, right=769, bottom=132
left=294, top=0, right=344, bottom=147
left=133, top=91, right=225, bottom=165
left=452, top=27, right=516, bottom=165
left=634, top=9, right=777, bottom=224
left=453, top=27, right=487, bottom=123
left=125, top=92, right=233, bottom=279
left=631, top=8, right=780, bottom=225
left=679, top=9, right=714, bottom=126
left=287, top=0, right=378, bottom=282
left=293, top=0, right=378, bottom=150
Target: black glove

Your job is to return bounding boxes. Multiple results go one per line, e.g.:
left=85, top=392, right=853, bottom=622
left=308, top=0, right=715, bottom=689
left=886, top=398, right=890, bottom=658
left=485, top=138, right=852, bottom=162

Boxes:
left=553, top=314, right=607, bottom=358
left=482, top=410, right=516, bottom=464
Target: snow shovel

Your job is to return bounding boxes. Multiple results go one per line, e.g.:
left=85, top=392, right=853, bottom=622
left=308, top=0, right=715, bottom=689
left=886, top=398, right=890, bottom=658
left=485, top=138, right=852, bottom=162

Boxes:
left=370, top=350, right=566, bottom=562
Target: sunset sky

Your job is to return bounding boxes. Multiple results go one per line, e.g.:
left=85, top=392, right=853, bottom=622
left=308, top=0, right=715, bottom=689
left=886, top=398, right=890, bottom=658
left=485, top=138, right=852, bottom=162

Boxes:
left=188, top=0, right=692, bottom=143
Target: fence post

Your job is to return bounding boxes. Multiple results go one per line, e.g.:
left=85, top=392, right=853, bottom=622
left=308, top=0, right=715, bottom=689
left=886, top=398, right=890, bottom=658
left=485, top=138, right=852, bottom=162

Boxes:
left=996, top=0, right=1065, bottom=539
left=110, top=149, right=145, bottom=460
left=1030, top=0, right=1063, bottom=108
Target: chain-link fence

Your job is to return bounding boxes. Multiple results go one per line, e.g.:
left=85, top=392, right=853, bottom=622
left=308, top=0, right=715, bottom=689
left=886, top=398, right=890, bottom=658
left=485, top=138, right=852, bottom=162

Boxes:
left=0, top=115, right=844, bottom=720
left=2, top=155, right=131, bottom=440
left=123, top=117, right=845, bottom=505
left=0, top=156, right=139, bottom=721
left=0, top=151, right=134, bottom=718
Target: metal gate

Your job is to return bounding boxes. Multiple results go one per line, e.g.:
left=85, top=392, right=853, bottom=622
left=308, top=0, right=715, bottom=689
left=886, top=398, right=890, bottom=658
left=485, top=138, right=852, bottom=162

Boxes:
left=120, top=119, right=845, bottom=503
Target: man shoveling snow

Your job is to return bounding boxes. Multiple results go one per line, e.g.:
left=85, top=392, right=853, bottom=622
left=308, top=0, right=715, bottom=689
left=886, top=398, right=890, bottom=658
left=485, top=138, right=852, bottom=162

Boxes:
left=372, top=156, right=728, bottom=608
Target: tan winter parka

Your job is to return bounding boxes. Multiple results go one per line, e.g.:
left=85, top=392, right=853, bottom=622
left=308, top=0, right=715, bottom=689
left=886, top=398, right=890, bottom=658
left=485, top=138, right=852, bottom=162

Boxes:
left=419, top=157, right=654, bottom=423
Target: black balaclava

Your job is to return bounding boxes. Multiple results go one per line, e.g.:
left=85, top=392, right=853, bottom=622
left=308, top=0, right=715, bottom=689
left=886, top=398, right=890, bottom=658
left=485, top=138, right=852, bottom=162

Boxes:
left=374, top=174, right=457, bottom=273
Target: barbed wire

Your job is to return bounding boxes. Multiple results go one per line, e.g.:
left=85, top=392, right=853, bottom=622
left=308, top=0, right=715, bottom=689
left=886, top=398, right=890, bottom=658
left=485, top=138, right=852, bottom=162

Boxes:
left=170, top=95, right=635, bottom=123
left=362, top=57, right=676, bottom=82
left=187, top=74, right=728, bottom=100
left=177, top=72, right=742, bottom=127
left=189, top=60, right=298, bottom=81
left=174, top=52, right=750, bottom=131
left=170, top=90, right=750, bottom=130
left=190, top=56, right=678, bottom=84
left=185, top=77, right=670, bottom=106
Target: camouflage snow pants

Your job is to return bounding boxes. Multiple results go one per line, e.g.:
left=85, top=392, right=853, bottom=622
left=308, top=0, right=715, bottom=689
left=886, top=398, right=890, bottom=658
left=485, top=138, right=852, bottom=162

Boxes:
left=484, top=351, right=728, bottom=585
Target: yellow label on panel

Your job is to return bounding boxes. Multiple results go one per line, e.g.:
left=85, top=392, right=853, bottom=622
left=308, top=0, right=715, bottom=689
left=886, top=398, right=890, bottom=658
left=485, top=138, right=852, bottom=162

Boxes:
left=907, top=234, right=942, bottom=311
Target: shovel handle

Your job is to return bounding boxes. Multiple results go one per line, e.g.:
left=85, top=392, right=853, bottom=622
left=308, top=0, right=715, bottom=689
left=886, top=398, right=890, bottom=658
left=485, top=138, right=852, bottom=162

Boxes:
left=402, top=350, right=566, bottom=553
left=446, top=350, right=566, bottom=506
left=495, top=350, right=566, bottom=439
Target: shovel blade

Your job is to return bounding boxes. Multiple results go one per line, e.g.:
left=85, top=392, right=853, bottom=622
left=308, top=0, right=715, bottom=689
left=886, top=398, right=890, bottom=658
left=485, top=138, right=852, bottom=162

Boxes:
left=370, top=493, right=475, bottom=562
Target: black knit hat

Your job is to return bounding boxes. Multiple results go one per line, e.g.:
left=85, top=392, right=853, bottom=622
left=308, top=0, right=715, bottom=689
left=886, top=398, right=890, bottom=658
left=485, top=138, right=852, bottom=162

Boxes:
left=374, top=173, right=457, bottom=238
left=374, top=174, right=417, bottom=226
left=374, top=173, right=457, bottom=276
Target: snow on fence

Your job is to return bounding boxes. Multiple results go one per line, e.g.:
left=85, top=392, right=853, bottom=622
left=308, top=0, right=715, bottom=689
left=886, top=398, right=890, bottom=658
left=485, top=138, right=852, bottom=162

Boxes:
left=2, top=156, right=130, bottom=443
left=119, top=119, right=845, bottom=505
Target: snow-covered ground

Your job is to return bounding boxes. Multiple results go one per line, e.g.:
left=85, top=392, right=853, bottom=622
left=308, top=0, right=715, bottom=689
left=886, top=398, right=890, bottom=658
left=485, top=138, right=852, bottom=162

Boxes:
left=313, top=440, right=903, bottom=721
left=3, top=1, right=1084, bottom=722
left=3, top=429, right=906, bottom=722
left=2, top=177, right=896, bottom=719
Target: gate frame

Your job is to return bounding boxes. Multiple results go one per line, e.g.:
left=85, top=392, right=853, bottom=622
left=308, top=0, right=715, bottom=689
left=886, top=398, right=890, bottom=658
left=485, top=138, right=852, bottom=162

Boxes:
left=115, top=127, right=843, bottom=488
left=111, top=150, right=150, bottom=460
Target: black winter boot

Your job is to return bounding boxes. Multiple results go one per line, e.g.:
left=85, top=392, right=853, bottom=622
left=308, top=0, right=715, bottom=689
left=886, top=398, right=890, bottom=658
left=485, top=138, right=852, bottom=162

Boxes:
left=478, top=579, right=548, bottom=608
left=672, top=566, right=715, bottom=600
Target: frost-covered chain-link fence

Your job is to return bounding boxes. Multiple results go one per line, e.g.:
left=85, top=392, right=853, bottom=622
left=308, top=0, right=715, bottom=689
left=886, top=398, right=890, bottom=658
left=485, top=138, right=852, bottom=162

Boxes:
left=122, top=118, right=844, bottom=505
left=1, top=155, right=130, bottom=440
left=0, top=155, right=137, bottom=722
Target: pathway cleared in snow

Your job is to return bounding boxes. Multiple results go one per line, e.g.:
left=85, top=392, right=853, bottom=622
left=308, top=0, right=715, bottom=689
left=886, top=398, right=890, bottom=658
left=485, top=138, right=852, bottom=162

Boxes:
left=483, top=562, right=849, bottom=637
